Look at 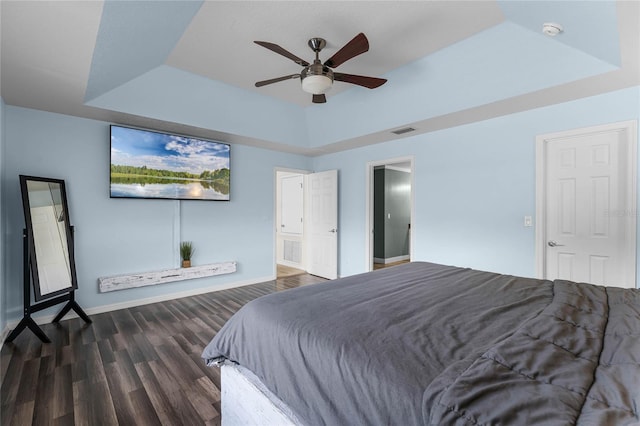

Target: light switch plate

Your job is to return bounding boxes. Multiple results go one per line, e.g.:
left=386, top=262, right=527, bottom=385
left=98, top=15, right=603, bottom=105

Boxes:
left=524, top=216, right=533, bottom=227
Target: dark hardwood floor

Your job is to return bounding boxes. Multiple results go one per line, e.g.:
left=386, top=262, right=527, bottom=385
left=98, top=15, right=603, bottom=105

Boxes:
left=1, top=273, right=326, bottom=425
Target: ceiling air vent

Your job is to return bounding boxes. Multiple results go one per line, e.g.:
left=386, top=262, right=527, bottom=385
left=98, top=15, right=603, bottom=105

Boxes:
left=391, top=127, right=416, bottom=135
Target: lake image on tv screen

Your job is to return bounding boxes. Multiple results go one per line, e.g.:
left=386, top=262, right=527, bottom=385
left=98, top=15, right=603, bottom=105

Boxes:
left=110, top=126, right=230, bottom=200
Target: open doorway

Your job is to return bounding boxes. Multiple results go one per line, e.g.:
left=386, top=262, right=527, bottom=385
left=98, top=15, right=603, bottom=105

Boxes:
left=275, top=168, right=340, bottom=279
left=366, top=157, right=414, bottom=272
left=275, top=169, right=308, bottom=278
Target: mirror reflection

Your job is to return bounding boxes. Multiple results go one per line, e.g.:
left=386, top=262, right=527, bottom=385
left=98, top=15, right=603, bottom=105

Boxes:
left=25, top=180, right=73, bottom=296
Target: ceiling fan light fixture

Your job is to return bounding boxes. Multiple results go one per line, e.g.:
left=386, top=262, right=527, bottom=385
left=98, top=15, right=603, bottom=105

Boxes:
left=254, top=33, right=384, bottom=103
left=302, top=74, right=333, bottom=94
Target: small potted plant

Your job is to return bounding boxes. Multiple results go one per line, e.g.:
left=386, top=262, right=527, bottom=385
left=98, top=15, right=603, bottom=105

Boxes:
left=180, top=241, right=195, bottom=268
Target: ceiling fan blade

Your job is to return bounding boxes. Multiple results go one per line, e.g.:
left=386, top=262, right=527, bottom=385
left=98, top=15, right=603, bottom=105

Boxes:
left=254, top=41, right=310, bottom=66
left=324, top=33, right=369, bottom=68
left=255, top=74, right=300, bottom=87
left=312, top=94, right=326, bottom=104
left=334, top=73, right=387, bottom=89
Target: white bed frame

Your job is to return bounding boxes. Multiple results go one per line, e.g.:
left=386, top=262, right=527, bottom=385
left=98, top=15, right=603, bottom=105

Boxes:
left=220, top=363, right=303, bottom=425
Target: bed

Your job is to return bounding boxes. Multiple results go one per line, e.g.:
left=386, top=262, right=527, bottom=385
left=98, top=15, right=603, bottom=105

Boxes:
left=202, top=261, right=640, bottom=425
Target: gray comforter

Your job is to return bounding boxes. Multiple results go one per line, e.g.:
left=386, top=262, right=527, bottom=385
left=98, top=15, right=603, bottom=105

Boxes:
left=202, top=261, right=640, bottom=425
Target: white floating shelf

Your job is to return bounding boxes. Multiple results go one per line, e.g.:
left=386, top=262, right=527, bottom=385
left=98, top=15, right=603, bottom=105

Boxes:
left=98, top=261, right=237, bottom=293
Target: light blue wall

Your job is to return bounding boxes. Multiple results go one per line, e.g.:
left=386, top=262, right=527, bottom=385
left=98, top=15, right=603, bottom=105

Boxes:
left=85, top=0, right=203, bottom=101
left=2, top=86, right=639, bottom=324
left=498, top=0, right=620, bottom=66
left=305, top=21, right=617, bottom=148
left=88, top=65, right=309, bottom=149
left=81, top=0, right=620, bottom=153
left=0, top=97, right=6, bottom=333
left=312, top=87, right=640, bottom=285
left=2, top=106, right=311, bottom=322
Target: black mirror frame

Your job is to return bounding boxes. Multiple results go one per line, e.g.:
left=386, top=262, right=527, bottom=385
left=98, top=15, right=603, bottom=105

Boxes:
left=19, top=175, right=79, bottom=301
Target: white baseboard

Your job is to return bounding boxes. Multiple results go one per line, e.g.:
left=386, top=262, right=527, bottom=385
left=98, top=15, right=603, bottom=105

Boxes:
left=5, top=274, right=276, bottom=330
left=373, top=255, right=410, bottom=265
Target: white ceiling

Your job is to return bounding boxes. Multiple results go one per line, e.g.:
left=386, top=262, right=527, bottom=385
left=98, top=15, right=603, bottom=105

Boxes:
left=167, top=1, right=504, bottom=105
left=1, top=1, right=638, bottom=155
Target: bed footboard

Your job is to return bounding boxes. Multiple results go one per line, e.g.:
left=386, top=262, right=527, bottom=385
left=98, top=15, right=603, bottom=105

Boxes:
left=221, top=363, right=303, bottom=426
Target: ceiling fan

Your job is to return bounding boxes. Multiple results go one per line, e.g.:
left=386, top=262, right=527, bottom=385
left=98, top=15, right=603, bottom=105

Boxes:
left=254, top=33, right=387, bottom=104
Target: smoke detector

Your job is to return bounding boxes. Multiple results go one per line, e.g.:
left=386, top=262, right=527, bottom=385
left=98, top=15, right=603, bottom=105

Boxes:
left=542, top=23, right=563, bottom=36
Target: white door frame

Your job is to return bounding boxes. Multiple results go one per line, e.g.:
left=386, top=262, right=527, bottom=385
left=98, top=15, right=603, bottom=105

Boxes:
left=535, top=120, right=637, bottom=284
left=274, top=167, right=311, bottom=278
left=365, top=156, right=415, bottom=272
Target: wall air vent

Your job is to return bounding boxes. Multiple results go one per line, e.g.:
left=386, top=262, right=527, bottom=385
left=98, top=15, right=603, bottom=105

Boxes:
left=391, top=127, right=416, bottom=135
left=283, top=239, right=302, bottom=264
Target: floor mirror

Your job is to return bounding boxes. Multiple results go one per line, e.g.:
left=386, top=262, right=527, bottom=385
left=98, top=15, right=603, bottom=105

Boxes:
left=5, top=175, right=91, bottom=343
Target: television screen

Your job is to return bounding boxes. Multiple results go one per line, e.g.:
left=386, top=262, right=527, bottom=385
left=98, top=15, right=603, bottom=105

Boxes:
left=110, top=125, right=230, bottom=201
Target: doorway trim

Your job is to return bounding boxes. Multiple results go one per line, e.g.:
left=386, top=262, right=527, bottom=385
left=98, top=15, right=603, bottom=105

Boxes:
left=274, top=167, right=311, bottom=279
left=365, top=156, right=415, bottom=272
left=534, top=120, right=637, bottom=284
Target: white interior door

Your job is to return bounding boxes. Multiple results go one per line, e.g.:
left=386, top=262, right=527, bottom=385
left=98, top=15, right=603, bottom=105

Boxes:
left=538, top=121, right=637, bottom=288
left=306, top=170, right=338, bottom=279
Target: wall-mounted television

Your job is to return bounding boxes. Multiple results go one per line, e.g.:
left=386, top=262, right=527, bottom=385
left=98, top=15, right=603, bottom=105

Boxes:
left=110, top=125, right=230, bottom=201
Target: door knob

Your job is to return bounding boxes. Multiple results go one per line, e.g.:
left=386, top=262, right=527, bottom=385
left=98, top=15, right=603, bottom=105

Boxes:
left=329, top=229, right=337, bottom=233
left=548, top=240, right=565, bottom=247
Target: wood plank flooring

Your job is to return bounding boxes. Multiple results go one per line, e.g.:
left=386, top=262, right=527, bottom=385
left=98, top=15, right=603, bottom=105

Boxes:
left=276, top=264, right=305, bottom=278
left=1, top=273, right=326, bottom=425
left=373, top=259, right=410, bottom=270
